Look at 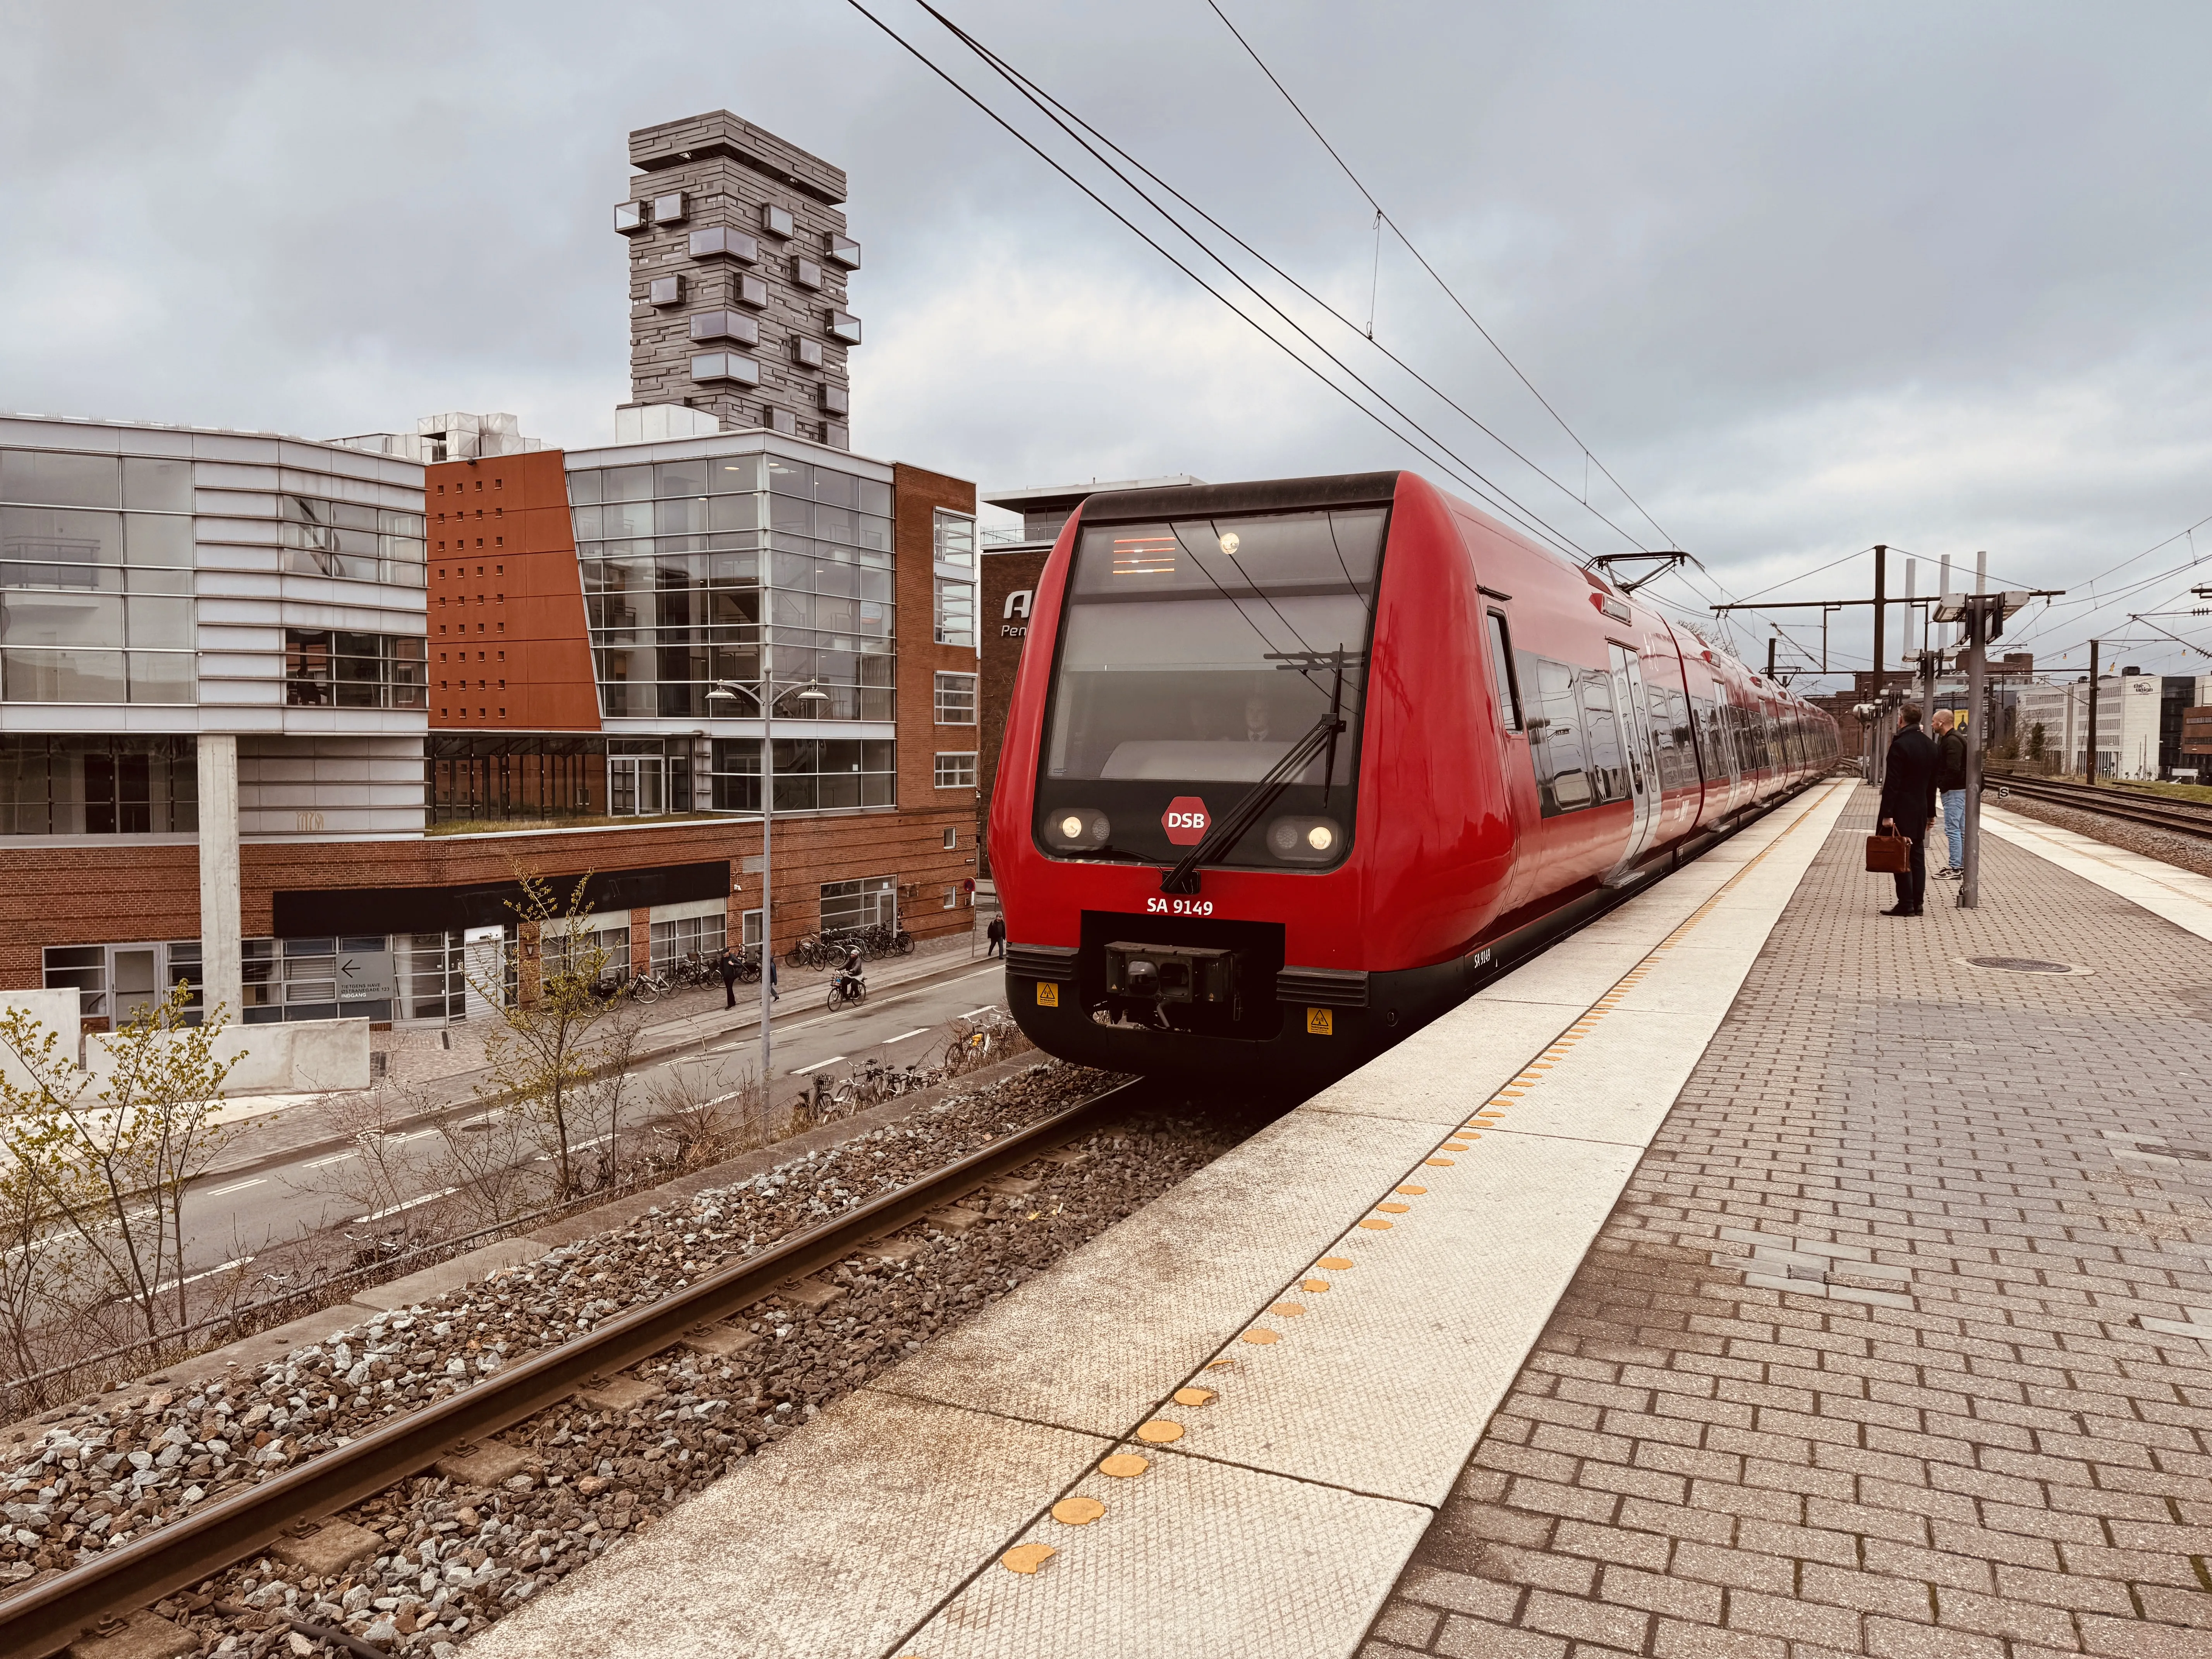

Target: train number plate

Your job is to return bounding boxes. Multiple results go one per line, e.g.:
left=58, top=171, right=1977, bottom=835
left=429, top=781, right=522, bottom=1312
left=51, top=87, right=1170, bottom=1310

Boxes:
left=1036, top=982, right=1060, bottom=1007
left=1146, top=898, right=1216, bottom=916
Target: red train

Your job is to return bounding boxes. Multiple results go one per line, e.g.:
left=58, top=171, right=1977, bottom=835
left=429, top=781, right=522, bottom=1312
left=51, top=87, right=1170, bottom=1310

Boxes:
left=989, top=471, right=1838, bottom=1085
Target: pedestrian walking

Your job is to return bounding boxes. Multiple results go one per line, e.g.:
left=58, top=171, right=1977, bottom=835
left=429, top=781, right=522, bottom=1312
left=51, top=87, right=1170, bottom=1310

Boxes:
left=769, top=957, right=779, bottom=1001
left=986, top=914, right=1006, bottom=958
left=1931, top=709, right=1968, bottom=878
left=716, top=946, right=740, bottom=1009
left=1877, top=704, right=1939, bottom=917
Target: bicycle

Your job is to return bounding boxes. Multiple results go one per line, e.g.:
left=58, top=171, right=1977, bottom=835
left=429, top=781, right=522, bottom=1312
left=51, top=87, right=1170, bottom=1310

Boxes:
left=943, top=1007, right=1018, bottom=1074
left=826, top=968, right=869, bottom=1011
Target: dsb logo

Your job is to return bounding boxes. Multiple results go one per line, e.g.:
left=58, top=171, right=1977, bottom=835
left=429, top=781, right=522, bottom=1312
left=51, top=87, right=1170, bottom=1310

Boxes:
left=1161, top=796, right=1210, bottom=846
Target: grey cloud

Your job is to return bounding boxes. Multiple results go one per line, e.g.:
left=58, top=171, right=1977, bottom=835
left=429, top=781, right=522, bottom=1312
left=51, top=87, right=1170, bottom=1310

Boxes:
left=3, top=0, right=2209, bottom=676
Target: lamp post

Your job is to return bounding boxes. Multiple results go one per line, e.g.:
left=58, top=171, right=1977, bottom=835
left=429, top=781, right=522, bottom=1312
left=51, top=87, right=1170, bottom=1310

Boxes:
left=708, top=672, right=827, bottom=1097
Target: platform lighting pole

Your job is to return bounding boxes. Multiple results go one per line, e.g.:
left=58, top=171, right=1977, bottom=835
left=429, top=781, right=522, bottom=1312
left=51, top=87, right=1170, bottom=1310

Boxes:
left=2085, top=641, right=2100, bottom=786
left=708, top=674, right=828, bottom=1103
left=1959, top=554, right=1989, bottom=911
left=1871, top=545, right=1888, bottom=790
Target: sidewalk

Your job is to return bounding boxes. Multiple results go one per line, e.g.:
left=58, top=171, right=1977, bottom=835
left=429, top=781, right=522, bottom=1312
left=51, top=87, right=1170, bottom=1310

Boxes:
left=1366, top=783, right=2212, bottom=1659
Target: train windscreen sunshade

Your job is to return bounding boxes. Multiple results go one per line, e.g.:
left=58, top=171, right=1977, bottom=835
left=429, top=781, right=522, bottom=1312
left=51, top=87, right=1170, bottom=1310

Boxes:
left=1036, top=507, right=1386, bottom=871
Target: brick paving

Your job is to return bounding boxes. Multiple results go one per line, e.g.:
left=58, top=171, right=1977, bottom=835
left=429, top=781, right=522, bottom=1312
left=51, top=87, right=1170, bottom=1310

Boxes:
left=1365, top=785, right=2212, bottom=1659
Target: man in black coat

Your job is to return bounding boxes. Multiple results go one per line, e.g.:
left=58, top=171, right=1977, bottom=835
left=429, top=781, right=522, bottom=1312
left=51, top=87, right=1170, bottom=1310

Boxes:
left=1877, top=705, right=1940, bottom=916
left=715, top=946, right=741, bottom=1010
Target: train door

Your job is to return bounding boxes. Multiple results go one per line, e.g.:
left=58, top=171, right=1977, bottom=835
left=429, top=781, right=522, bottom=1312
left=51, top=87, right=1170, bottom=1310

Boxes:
left=1602, top=644, right=1662, bottom=884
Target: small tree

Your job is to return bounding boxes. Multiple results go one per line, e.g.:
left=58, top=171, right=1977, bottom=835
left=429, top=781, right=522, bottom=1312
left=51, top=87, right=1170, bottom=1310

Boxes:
left=0, top=981, right=238, bottom=1344
left=469, top=869, right=641, bottom=1201
left=2028, top=721, right=2047, bottom=761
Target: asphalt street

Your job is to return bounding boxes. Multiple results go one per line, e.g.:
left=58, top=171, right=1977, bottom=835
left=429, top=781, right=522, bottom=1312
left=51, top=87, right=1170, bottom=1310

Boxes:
left=173, top=959, right=1012, bottom=1285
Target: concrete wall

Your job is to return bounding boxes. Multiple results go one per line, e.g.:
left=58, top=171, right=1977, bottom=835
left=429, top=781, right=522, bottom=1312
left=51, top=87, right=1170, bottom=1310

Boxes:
left=84, top=1017, right=370, bottom=1097
left=0, top=988, right=87, bottom=1092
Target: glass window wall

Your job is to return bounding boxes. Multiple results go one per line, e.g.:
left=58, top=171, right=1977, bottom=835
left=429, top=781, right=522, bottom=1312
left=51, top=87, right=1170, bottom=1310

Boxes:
left=1, top=736, right=199, bottom=834
left=934, top=509, right=976, bottom=647
left=568, top=453, right=896, bottom=733
left=708, top=736, right=894, bottom=812
left=285, top=628, right=428, bottom=708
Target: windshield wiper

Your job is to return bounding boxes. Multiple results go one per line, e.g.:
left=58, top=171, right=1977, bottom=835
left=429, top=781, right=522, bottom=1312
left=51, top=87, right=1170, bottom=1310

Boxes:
left=1159, top=647, right=1355, bottom=895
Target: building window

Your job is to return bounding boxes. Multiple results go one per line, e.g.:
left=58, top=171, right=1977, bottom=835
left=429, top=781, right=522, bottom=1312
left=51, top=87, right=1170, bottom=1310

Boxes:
left=934, top=671, right=978, bottom=724
left=761, top=203, right=795, bottom=239
left=615, top=201, right=650, bottom=234
left=737, top=275, right=769, bottom=308
left=690, top=309, right=761, bottom=345
left=651, top=191, right=688, bottom=224
left=819, top=876, right=895, bottom=934
left=819, top=383, right=850, bottom=416
left=691, top=352, right=762, bottom=386
left=689, top=226, right=759, bottom=263
left=278, top=494, right=426, bottom=586
left=934, top=509, right=977, bottom=647
left=934, top=752, right=978, bottom=788
left=826, top=309, right=863, bottom=345
left=943, top=826, right=958, bottom=850
left=792, top=336, right=824, bottom=369
left=284, top=628, right=428, bottom=709
left=708, top=737, right=894, bottom=812
left=649, top=275, right=685, bottom=307
left=651, top=910, right=727, bottom=972
left=826, top=232, right=862, bottom=269
left=793, top=257, right=824, bottom=291
left=3, top=736, right=198, bottom=835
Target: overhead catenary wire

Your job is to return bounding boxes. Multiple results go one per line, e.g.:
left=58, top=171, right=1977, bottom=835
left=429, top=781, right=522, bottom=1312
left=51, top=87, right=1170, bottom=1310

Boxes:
left=886, top=0, right=1621, bottom=565
left=1202, top=0, right=1678, bottom=553
left=841, top=0, right=1613, bottom=565
left=907, top=2, right=1666, bottom=559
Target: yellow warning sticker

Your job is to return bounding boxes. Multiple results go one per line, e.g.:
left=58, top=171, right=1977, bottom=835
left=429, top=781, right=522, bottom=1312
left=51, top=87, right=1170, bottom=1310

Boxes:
left=1037, top=982, right=1060, bottom=1008
left=1307, top=1006, right=1333, bottom=1036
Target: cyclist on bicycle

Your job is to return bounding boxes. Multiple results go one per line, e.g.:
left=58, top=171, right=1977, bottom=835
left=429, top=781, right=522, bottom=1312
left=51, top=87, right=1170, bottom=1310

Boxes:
left=832, top=941, right=866, bottom=1005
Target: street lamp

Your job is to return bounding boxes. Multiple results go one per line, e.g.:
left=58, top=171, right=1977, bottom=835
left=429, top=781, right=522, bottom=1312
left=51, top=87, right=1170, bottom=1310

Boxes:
left=708, top=672, right=827, bottom=1092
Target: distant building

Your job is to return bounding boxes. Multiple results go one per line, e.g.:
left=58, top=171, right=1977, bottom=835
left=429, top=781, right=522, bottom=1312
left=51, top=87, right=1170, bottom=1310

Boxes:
left=2012, top=672, right=2212, bottom=779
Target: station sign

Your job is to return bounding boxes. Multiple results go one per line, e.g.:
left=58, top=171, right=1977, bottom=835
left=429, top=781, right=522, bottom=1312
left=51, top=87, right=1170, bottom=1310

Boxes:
left=336, top=950, right=396, bottom=1003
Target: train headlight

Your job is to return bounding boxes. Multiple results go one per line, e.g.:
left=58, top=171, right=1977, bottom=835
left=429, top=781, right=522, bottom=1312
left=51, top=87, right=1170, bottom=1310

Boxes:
left=1042, top=807, right=1112, bottom=853
left=1265, top=815, right=1345, bottom=864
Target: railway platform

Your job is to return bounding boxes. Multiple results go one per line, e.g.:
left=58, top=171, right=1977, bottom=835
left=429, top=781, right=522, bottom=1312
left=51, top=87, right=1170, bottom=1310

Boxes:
left=456, top=778, right=2212, bottom=1659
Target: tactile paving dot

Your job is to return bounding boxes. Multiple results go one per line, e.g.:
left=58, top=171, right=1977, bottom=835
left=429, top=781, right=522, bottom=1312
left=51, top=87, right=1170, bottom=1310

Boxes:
left=1001, top=1542, right=1055, bottom=1574
left=1051, top=1496, right=1105, bottom=1526
left=1240, top=1329, right=1281, bottom=1345
left=1358, top=1219, right=1393, bottom=1231
left=1135, top=1420, right=1184, bottom=1443
left=1317, top=1257, right=1352, bottom=1270
left=1269, top=1302, right=1307, bottom=1317
left=1173, top=1387, right=1216, bottom=1407
left=1300, top=1279, right=1331, bottom=1293
left=1099, top=1453, right=1149, bottom=1478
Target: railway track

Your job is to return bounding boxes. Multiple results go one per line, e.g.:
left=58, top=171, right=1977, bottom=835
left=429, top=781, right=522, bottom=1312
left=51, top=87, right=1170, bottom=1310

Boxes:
left=0, top=1078, right=1148, bottom=1659
left=1989, top=774, right=2212, bottom=842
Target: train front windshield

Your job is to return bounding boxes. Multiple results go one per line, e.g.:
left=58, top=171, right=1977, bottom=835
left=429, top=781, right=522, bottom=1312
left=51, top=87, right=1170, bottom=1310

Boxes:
left=1036, top=507, right=1385, bottom=869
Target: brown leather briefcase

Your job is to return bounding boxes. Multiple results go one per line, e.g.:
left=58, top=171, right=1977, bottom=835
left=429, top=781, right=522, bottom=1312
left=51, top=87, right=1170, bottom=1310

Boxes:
left=1864, top=832, right=1912, bottom=874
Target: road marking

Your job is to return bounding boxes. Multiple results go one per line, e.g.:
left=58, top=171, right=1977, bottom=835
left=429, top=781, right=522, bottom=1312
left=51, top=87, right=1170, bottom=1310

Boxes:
left=961, top=1006, right=998, bottom=1018
left=884, top=1028, right=931, bottom=1045
left=147, top=1255, right=255, bottom=1297
left=203, top=1178, right=268, bottom=1198
left=353, top=1188, right=459, bottom=1223
left=305, top=1151, right=359, bottom=1169
left=385, top=1128, right=441, bottom=1144
left=788, top=1055, right=845, bottom=1075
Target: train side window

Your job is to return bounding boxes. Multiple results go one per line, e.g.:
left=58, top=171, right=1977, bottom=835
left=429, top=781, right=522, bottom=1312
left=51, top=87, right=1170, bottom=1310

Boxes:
left=1485, top=611, right=1523, bottom=733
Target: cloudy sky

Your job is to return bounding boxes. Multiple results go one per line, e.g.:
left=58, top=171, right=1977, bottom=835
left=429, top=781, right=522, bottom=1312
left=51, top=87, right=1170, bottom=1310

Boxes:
left=3, top=0, right=2209, bottom=684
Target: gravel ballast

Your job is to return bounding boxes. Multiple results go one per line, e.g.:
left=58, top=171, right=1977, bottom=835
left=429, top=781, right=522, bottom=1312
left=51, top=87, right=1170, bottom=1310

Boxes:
left=1996, top=793, right=2212, bottom=878
left=0, top=1060, right=1270, bottom=1656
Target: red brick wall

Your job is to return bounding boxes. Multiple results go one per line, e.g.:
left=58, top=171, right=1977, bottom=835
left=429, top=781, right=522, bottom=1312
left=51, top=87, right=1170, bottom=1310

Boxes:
left=892, top=461, right=984, bottom=912
left=426, top=450, right=599, bottom=732
left=0, top=805, right=986, bottom=992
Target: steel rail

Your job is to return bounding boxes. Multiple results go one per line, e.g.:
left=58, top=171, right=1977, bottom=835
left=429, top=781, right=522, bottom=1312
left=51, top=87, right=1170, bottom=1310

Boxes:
left=0, top=1078, right=1147, bottom=1659
left=1992, top=776, right=2212, bottom=842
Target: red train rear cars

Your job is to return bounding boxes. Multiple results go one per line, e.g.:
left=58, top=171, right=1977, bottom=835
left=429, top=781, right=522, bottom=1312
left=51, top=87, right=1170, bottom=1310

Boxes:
left=990, top=472, right=1838, bottom=1085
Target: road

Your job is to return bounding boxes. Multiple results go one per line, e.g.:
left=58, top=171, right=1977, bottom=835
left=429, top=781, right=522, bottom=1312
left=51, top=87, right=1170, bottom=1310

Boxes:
left=173, top=958, right=1012, bottom=1283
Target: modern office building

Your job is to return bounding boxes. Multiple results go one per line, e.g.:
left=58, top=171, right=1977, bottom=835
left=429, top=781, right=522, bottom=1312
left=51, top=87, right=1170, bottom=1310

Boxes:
left=0, top=108, right=993, bottom=1039
left=2013, top=672, right=2212, bottom=779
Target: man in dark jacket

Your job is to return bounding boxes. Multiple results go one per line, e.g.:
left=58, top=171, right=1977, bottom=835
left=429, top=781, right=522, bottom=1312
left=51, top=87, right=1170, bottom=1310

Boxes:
left=715, top=946, right=740, bottom=1010
left=1930, top=710, right=1969, bottom=878
left=1877, top=705, right=1940, bottom=916
left=986, top=914, right=1006, bottom=958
